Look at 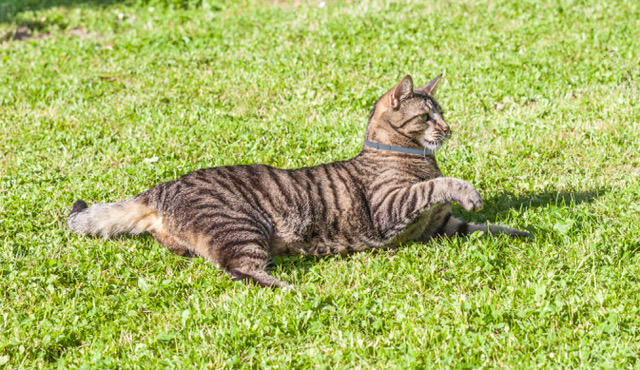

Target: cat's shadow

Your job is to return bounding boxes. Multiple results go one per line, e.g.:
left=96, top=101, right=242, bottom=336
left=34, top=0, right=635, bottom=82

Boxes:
left=458, top=188, right=607, bottom=224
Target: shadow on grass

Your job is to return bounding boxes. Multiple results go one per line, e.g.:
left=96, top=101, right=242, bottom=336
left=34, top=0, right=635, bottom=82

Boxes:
left=0, top=0, right=220, bottom=23
left=490, top=188, right=606, bottom=211
left=1, top=0, right=221, bottom=42
left=460, top=188, right=608, bottom=224
left=0, top=0, right=124, bottom=23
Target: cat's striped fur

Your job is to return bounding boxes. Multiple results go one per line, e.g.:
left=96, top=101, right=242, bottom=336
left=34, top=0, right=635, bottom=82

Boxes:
left=67, top=75, right=530, bottom=288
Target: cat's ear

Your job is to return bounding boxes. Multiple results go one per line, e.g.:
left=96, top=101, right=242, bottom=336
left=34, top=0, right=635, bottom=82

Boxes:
left=415, top=73, right=443, bottom=95
left=389, top=75, right=414, bottom=109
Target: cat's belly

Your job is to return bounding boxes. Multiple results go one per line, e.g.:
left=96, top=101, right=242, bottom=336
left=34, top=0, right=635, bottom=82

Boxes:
left=270, top=228, right=353, bottom=257
left=388, top=203, right=451, bottom=244
left=270, top=203, right=451, bottom=257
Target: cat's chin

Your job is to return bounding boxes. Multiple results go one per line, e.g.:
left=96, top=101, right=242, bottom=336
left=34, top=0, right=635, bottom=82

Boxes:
left=421, top=139, right=442, bottom=152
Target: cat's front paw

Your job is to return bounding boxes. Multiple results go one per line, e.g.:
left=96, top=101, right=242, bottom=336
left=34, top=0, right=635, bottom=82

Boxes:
left=459, top=190, right=483, bottom=211
left=449, top=179, right=483, bottom=211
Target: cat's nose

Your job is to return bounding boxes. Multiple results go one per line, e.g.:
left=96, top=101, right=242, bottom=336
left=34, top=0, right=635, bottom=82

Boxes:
left=442, top=125, right=451, bottom=136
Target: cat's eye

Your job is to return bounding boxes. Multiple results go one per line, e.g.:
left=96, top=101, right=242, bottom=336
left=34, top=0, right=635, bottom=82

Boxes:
left=420, top=113, right=430, bottom=121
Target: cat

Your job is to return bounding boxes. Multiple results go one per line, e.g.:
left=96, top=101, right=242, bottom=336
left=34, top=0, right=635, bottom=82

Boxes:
left=67, top=74, right=531, bottom=289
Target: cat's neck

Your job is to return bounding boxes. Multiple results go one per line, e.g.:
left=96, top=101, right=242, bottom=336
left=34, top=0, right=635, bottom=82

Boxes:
left=363, top=139, right=434, bottom=156
left=358, top=119, right=442, bottom=179
left=362, top=124, right=436, bottom=161
left=356, top=144, right=442, bottom=180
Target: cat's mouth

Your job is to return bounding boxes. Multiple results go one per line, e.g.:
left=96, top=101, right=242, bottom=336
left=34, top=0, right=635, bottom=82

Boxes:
left=421, top=138, right=446, bottom=151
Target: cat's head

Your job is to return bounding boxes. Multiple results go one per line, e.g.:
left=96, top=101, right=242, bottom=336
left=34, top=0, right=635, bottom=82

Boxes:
left=366, top=74, right=450, bottom=152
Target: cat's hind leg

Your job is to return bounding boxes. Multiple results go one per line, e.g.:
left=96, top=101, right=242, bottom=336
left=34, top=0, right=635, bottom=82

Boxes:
left=228, top=266, right=293, bottom=289
left=222, top=242, right=292, bottom=289
left=195, top=232, right=292, bottom=289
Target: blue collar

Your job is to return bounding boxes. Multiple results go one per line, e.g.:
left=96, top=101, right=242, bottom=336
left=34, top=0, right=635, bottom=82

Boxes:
left=364, top=139, right=434, bottom=156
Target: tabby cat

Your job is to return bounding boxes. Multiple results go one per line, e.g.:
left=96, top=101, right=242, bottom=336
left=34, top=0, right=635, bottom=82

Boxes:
left=67, top=74, right=530, bottom=288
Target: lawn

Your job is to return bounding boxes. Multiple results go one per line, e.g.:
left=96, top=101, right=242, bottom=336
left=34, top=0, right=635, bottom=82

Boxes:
left=1, top=0, right=639, bottom=367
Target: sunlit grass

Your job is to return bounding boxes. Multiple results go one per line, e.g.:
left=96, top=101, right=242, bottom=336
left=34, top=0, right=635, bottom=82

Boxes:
left=1, top=0, right=639, bottom=367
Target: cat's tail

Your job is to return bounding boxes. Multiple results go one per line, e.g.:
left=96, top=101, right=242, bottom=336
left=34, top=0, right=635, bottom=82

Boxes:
left=66, top=197, right=159, bottom=238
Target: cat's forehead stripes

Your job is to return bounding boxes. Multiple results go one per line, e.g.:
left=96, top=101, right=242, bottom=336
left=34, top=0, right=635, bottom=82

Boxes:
left=413, top=92, right=442, bottom=113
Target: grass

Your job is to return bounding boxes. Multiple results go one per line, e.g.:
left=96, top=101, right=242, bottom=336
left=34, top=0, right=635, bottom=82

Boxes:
left=1, top=0, right=639, bottom=367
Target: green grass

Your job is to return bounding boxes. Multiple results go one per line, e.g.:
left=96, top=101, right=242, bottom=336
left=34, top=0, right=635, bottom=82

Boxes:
left=1, top=0, right=639, bottom=367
